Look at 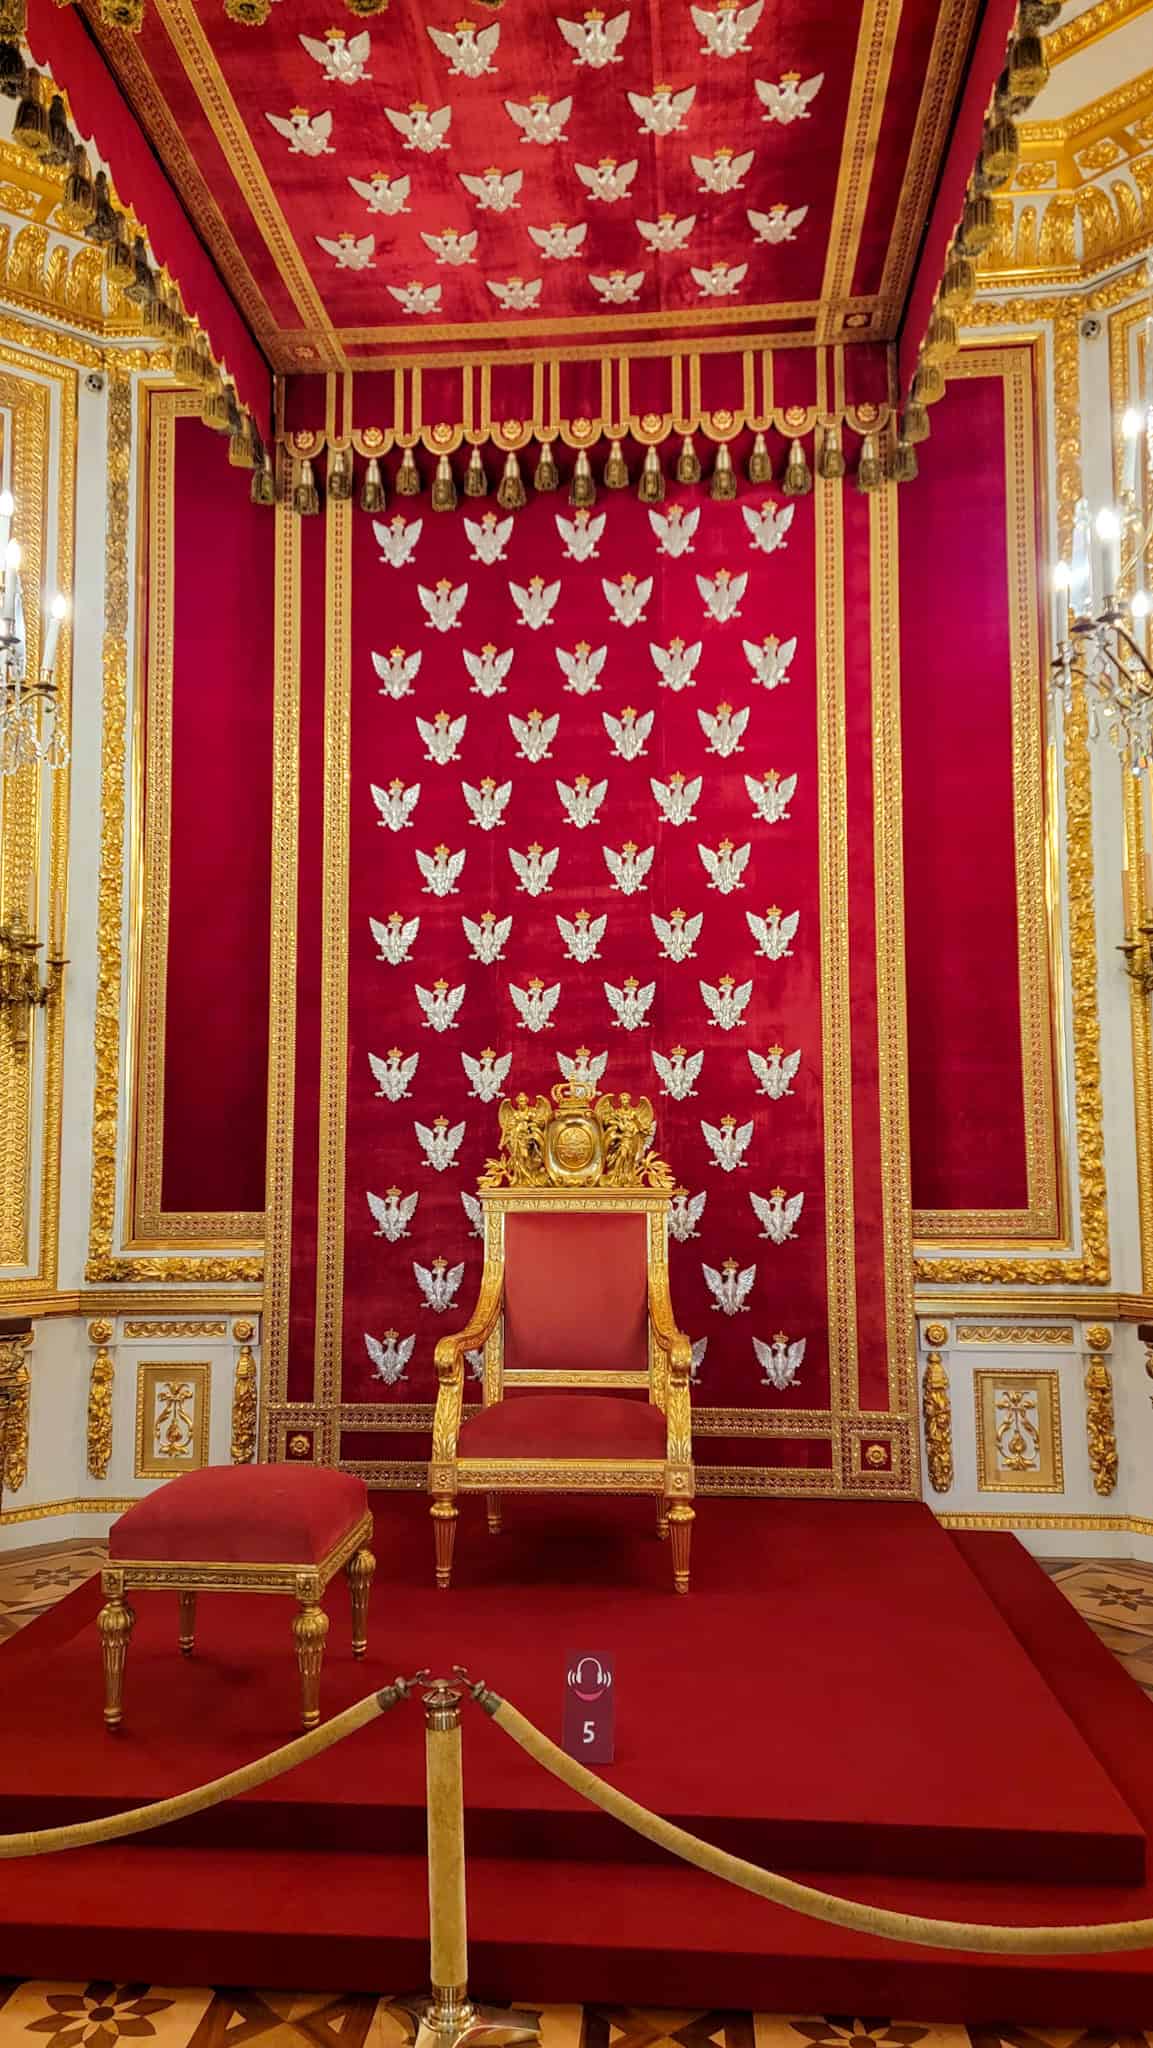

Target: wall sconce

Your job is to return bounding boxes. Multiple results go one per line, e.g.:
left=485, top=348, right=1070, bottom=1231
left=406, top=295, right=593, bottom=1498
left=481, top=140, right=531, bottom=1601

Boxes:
left=1118, top=922, right=1153, bottom=997
left=0, top=910, right=65, bottom=1054
left=0, top=488, right=70, bottom=776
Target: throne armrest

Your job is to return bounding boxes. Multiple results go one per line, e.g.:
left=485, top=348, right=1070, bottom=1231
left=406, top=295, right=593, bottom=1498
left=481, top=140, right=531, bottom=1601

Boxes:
left=433, top=1262, right=504, bottom=1385
left=648, top=1277, right=694, bottom=1380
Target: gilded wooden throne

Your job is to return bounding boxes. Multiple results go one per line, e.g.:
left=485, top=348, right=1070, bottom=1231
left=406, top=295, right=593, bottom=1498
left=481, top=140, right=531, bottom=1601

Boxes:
left=428, top=1084, right=696, bottom=1592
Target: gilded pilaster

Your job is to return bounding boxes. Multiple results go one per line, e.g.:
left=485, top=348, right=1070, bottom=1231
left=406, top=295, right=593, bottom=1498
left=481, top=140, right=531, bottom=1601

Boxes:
left=1083, top=1324, right=1119, bottom=1495
left=86, top=1317, right=115, bottom=1480
left=230, top=1317, right=258, bottom=1463
left=0, top=1323, right=31, bottom=1492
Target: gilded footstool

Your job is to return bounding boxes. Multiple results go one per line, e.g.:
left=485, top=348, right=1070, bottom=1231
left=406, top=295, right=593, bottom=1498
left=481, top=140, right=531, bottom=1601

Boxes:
left=98, top=1465, right=375, bottom=1730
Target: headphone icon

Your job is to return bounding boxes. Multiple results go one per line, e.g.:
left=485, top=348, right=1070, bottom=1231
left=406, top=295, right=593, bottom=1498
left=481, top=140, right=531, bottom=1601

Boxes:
left=567, top=1655, right=613, bottom=1701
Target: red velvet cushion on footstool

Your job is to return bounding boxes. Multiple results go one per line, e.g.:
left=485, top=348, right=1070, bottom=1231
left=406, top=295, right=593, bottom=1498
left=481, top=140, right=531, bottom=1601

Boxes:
left=459, top=1393, right=666, bottom=1461
left=109, top=1465, right=369, bottom=1565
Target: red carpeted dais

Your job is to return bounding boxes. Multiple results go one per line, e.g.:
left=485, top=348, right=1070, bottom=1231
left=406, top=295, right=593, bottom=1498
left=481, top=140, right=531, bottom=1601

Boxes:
left=1, top=1498, right=1152, bottom=2022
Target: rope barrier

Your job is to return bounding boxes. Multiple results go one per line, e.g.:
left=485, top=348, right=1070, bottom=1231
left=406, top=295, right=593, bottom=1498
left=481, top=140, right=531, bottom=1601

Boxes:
left=477, top=1686, right=1153, bottom=1957
left=0, top=1680, right=410, bottom=1859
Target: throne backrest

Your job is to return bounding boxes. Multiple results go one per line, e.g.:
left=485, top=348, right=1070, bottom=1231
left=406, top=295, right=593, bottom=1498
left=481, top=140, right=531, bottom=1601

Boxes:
left=503, top=1209, right=650, bottom=1377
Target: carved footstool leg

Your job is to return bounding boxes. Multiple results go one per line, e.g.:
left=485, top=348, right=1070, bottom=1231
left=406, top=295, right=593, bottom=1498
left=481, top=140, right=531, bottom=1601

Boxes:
left=293, top=1599, right=329, bottom=1728
left=656, top=1502, right=669, bottom=1541
left=431, top=1497, right=458, bottom=1590
left=668, top=1502, right=694, bottom=1594
left=486, top=1492, right=502, bottom=1536
left=98, top=1588, right=136, bottom=1729
left=346, top=1547, right=375, bottom=1659
left=178, top=1590, right=197, bottom=1656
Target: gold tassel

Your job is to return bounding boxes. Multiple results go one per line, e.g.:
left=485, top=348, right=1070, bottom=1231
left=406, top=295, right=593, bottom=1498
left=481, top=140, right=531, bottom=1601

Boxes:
left=818, top=424, right=846, bottom=480
left=58, top=145, right=96, bottom=231
left=1018, top=0, right=1060, bottom=28
left=637, top=444, right=664, bottom=504
left=569, top=447, right=596, bottom=507
left=781, top=438, right=812, bottom=497
left=224, top=0, right=272, bottom=19
left=747, top=431, right=772, bottom=485
left=99, top=0, right=144, bottom=27
left=939, top=252, right=976, bottom=308
left=892, top=437, right=918, bottom=484
left=903, top=400, right=930, bottom=445
left=856, top=433, right=882, bottom=492
left=104, top=227, right=135, bottom=289
left=360, top=455, right=386, bottom=513
left=431, top=451, right=457, bottom=511
left=44, top=93, right=71, bottom=167
left=0, top=0, right=27, bottom=39
left=709, top=442, right=737, bottom=500
left=464, top=446, right=487, bottom=497
left=229, top=416, right=258, bottom=469
left=1005, top=31, right=1047, bottom=103
left=125, top=234, right=155, bottom=305
left=603, top=439, right=628, bottom=489
left=201, top=385, right=233, bottom=432
left=395, top=446, right=421, bottom=495
left=921, top=309, right=958, bottom=364
left=911, top=361, right=945, bottom=407
left=956, top=192, right=996, bottom=256
left=980, top=115, right=1019, bottom=186
left=143, top=281, right=176, bottom=339
left=251, top=449, right=277, bottom=506
left=13, top=70, right=48, bottom=153
left=293, top=458, right=320, bottom=517
left=497, top=448, right=526, bottom=510
left=534, top=439, right=560, bottom=492
left=0, top=41, right=24, bottom=100
left=344, top=0, right=391, bottom=14
left=675, top=434, right=701, bottom=484
left=85, top=171, right=119, bottom=245
left=328, top=449, right=354, bottom=500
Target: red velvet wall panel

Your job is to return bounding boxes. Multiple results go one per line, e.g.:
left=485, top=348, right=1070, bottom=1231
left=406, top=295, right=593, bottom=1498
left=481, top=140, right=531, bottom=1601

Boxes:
left=152, top=413, right=274, bottom=1219
left=900, top=348, right=1053, bottom=1230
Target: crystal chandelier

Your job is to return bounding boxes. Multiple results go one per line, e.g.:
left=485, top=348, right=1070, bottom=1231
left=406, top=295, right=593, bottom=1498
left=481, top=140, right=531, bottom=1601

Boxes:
left=1050, top=264, right=1153, bottom=770
left=0, top=489, right=69, bottom=777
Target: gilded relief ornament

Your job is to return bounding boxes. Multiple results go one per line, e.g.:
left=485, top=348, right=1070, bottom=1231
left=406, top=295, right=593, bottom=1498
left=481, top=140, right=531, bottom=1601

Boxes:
left=385, top=101, right=454, bottom=151
left=558, top=1045, right=607, bottom=1090
left=574, top=156, right=639, bottom=203
left=460, top=166, right=524, bottom=211
left=669, top=1188, right=707, bottom=1240
left=510, top=708, right=559, bottom=761
left=556, top=509, right=605, bottom=560
left=603, top=571, right=652, bottom=625
left=504, top=93, right=573, bottom=145
left=703, top=1257, right=756, bottom=1315
left=755, top=1331, right=806, bottom=1387
left=556, top=641, right=607, bottom=694
left=692, top=147, right=754, bottom=193
left=418, top=710, right=467, bottom=764
left=510, top=841, right=559, bottom=895
left=366, top=1329, right=415, bottom=1384
left=371, top=910, right=420, bottom=964
left=692, top=0, right=762, bottom=58
left=652, top=906, right=702, bottom=962
left=416, top=1115, right=467, bottom=1170
left=604, top=840, right=654, bottom=893
left=649, top=504, right=700, bottom=557
left=742, top=500, right=794, bottom=554
left=755, top=70, right=824, bottom=123
left=922, top=1353, right=954, bottom=1494
left=701, top=1112, right=753, bottom=1171
left=698, top=702, right=748, bottom=756
left=367, top=1186, right=419, bottom=1240
left=605, top=976, right=655, bottom=1029
left=698, top=837, right=750, bottom=893
left=420, top=578, right=469, bottom=631
left=463, top=910, right=512, bottom=964
left=86, top=1320, right=115, bottom=1482
left=463, top=777, right=512, bottom=829
left=462, top=1046, right=512, bottom=1100
left=557, top=907, right=606, bottom=962
left=748, top=1044, right=800, bottom=1098
left=466, top=512, right=514, bottom=563
left=743, top=633, right=796, bottom=688
left=698, top=566, right=747, bottom=621
left=511, top=575, right=561, bottom=630
left=416, top=977, right=466, bottom=1031
left=746, top=768, right=796, bottom=823
left=427, top=19, right=501, bottom=76
left=374, top=515, right=423, bottom=568
left=478, top=1085, right=674, bottom=1190
left=652, top=1044, right=704, bottom=1098
left=415, top=1256, right=466, bottom=1312
left=465, top=642, right=515, bottom=695
left=510, top=977, right=560, bottom=1030
left=558, top=773, right=608, bottom=828
left=751, top=1185, right=804, bottom=1243
left=369, top=1045, right=420, bottom=1100
left=700, top=973, right=752, bottom=1029
left=746, top=904, right=798, bottom=959
left=374, top=646, right=422, bottom=698
left=371, top=777, right=421, bottom=830
left=417, top=843, right=467, bottom=895
left=230, top=1326, right=258, bottom=1467
left=629, top=85, right=695, bottom=136
left=652, top=771, right=702, bottom=825
left=350, top=170, right=412, bottom=216
left=557, top=8, right=630, bottom=64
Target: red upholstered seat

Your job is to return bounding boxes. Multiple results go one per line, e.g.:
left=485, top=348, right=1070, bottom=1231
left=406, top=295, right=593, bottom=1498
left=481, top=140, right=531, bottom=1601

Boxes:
left=109, top=1465, right=369, bottom=1565
left=459, top=1392, right=666, bottom=1460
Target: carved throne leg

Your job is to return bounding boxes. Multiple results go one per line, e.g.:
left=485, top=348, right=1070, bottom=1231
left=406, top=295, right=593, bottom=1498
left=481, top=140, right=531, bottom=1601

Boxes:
left=177, top=1590, right=197, bottom=1655
left=293, top=1600, right=329, bottom=1728
left=98, top=1593, right=135, bottom=1729
left=431, top=1497, right=458, bottom=1590
left=486, top=1492, right=502, bottom=1536
left=656, top=1502, right=669, bottom=1541
left=667, top=1502, right=694, bottom=1594
left=347, top=1547, right=376, bottom=1658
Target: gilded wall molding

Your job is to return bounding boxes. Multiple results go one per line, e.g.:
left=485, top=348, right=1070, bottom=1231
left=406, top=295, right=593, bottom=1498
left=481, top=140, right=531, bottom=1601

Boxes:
left=921, top=1350, right=954, bottom=1492
left=86, top=1318, right=115, bottom=1480
left=230, top=1316, right=257, bottom=1463
left=1084, top=1350, right=1119, bottom=1495
left=974, top=1368, right=1064, bottom=1490
left=0, top=1324, right=31, bottom=1493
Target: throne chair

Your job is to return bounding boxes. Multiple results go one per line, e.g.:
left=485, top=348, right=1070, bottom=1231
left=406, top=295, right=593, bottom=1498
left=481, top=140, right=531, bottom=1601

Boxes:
left=428, top=1084, right=696, bottom=1591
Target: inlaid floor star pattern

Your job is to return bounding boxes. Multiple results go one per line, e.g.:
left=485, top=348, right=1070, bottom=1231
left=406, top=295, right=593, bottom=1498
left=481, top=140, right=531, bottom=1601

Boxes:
left=1, top=1540, right=1152, bottom=2041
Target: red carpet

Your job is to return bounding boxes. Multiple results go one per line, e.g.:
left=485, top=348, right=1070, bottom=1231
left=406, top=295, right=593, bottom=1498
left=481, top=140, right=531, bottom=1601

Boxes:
left=1, top=1498, right=1152, bottom=2021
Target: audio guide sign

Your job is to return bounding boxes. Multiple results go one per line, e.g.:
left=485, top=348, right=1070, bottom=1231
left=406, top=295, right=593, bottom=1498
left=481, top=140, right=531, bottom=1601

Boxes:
left=563, top=1651, right=615, bottom=1763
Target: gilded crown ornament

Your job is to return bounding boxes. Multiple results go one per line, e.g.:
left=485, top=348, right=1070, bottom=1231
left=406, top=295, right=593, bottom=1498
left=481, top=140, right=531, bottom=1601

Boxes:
left=479, top=1085, right=674, bottom=1191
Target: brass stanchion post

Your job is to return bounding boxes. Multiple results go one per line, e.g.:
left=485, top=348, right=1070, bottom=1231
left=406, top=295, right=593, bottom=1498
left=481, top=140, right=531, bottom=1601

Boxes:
left=416, top=1676, right=541, bottom=2048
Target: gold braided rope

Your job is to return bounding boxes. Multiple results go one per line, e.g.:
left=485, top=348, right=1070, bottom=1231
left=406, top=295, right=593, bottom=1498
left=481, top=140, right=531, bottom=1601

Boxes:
left=482, top=1692, right=1153, bottom=1957
left=0, top=1684, right=406, bottom=1859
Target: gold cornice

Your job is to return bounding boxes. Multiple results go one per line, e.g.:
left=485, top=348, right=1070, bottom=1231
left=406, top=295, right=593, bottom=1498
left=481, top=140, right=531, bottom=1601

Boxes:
left=1020, top=68, right=1153, bottom=148
left=914, top=1290, right=1153, bottom=1318
left=1046, top=0, right=1153, bottom=63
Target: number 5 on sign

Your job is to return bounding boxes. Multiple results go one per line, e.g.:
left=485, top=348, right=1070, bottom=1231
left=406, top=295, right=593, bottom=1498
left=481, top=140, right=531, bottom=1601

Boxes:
left=562, top=1651, right=615, bottom=1763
